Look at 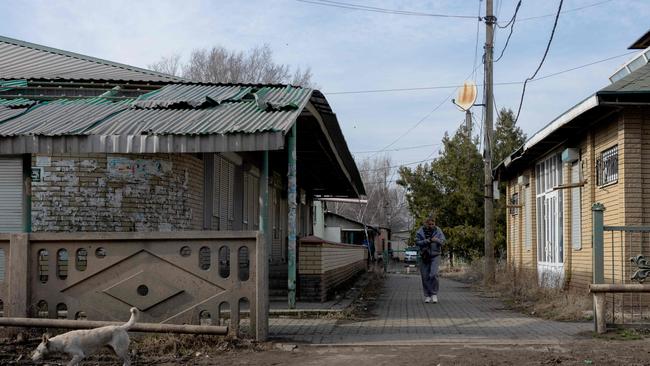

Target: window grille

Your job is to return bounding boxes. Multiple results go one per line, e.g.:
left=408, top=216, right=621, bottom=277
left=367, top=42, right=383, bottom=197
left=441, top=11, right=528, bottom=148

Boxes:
left=509, top=192, right=520, bottom=215
left=596, top=145, right=618, bottom=186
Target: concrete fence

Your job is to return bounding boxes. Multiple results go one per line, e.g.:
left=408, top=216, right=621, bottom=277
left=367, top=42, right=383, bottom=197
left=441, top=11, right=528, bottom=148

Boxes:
left=0, top=231, right=268, bottom=340
left=298, top=236, right=367, bottom=302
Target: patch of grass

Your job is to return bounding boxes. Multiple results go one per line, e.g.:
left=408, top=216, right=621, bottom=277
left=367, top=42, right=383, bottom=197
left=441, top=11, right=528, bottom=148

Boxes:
left=593, top=328, right=649, bottom=341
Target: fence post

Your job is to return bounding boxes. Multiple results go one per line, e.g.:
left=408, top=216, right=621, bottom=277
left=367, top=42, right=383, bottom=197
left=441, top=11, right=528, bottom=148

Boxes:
left=592, top=203, right=605, bottom=284
left=8, top=233, right=29, bottom=318
left=591, top=203, right=605, bottom=333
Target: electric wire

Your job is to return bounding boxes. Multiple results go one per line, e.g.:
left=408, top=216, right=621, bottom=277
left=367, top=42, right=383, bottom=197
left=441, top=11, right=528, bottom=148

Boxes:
left=295, top=0, right=476, bottom=18
left=472, top=0, right=483, bottom=80
left=323, top=51, right=633, bottom=95
left=494, top=0, right=522, bottom=62
left=518, top=0, right=611, bottom=22
left=514, top=0, right=564, bottom=123
left=353, top=143, right=442, bottom=154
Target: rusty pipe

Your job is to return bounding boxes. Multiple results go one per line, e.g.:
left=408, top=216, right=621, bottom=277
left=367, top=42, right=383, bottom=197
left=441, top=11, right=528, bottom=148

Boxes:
left=0, top=317, right=228, bottom=335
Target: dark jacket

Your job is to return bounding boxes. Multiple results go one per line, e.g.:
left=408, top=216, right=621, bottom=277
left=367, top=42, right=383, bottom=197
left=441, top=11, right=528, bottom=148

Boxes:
left=415, top=226, right=446, bottom=256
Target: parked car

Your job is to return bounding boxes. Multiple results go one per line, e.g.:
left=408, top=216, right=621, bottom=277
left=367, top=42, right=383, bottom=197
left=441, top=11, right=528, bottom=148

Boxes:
left=404, top=248, right=418, bottom=263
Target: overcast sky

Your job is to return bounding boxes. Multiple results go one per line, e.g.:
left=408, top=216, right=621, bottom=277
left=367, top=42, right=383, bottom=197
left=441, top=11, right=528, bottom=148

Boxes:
left=1, top=0, right=648, bottom=178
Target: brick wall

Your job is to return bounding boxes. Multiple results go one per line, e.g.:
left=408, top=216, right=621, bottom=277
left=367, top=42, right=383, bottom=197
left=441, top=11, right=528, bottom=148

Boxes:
left=298, top=237, right=367, bottom=301
left=31, top=154, right=204, bottom=232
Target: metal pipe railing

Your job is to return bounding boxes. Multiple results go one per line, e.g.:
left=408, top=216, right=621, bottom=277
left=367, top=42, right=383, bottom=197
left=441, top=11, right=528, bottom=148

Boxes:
left=0, top=318, right=228, bottom=335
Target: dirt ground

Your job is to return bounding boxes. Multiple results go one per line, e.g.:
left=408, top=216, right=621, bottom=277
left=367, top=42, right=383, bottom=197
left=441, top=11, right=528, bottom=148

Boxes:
left=2, top=336, right=650, bottom=365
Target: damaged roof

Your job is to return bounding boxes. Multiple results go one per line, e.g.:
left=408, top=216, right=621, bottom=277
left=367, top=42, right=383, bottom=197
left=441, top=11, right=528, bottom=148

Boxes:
left=0, top=35, right=181, bottom=82
left=0, top=84, right=311, bottom=137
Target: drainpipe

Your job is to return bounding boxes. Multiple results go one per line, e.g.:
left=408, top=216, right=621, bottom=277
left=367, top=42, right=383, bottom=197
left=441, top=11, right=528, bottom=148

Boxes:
left=287, top=123, right=297, bottom=309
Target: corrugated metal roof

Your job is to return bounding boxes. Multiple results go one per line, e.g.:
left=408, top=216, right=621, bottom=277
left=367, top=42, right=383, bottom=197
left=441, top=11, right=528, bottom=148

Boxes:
left=0, top=99, right=130, bottom=136
left=86, top=103, right=301, bottom=135
left=133, top=84, right=252, bottom=108
left=0, top=98, right=36, bottom=107
left=0, top=36, right=182, bottom=82
left=0, top=84, right=313, bottom=137
left=131, top=84, right=311, bottom=110
left=0, top=106, right=28, bottom=121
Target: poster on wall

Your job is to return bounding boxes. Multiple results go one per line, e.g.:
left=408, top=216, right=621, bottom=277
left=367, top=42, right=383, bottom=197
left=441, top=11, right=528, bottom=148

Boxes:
left=107, top=156, right=172, bottom=180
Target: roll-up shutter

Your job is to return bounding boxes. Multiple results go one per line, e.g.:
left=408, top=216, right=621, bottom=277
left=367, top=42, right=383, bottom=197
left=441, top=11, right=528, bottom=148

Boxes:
left=0, top=158, right=23, bottom=232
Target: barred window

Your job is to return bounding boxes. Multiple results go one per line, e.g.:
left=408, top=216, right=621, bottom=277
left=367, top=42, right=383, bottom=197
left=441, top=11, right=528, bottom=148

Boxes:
left=596, top=145, right=618, bottom=186
left=509, top=192, right=520, bottom=215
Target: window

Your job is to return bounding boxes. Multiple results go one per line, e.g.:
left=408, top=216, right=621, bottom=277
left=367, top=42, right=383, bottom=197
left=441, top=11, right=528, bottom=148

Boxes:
left=596, top=145, right=618, bottom=186
left=509, top=192, right=520, bottom=216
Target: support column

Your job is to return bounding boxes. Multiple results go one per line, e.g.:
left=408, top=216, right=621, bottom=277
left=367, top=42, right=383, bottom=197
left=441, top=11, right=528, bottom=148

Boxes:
left=8, top=233, right=29, bottom=317
left=257, top=151, right=270, bottom=340
left=287, top=123, right=297, bottom=309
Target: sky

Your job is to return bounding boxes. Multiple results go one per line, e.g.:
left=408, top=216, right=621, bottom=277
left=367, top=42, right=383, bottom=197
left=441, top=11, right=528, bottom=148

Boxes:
left=0, top=0, right=648, bottom=181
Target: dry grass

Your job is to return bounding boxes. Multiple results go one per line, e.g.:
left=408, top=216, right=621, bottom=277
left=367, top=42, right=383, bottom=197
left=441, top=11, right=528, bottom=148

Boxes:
left=442, top=260, right=592, bottom=322
left=133, top=334, right=267, bottom=359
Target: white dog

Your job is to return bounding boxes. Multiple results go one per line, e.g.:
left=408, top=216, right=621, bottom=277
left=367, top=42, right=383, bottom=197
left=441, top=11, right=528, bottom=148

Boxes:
left=32, top=307, right=138, bottom=366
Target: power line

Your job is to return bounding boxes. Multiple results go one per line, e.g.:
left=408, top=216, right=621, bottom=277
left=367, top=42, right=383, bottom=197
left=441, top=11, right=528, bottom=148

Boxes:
left=352, top=142, right=442, bottom=154
left=295, top=0, right=477, bottom=18
left=358, top=157, right=437, bottom=173
left=514, top=0, right=564, bottom=123
left=324, top=51, right=632, bottom=95
left=472, top=0, right=483, bottom=80
left=496, top=0, right=521, bottom=28
left=494, top=0, right=522, bottom=62
left=518, top=0, right=612, bottom=22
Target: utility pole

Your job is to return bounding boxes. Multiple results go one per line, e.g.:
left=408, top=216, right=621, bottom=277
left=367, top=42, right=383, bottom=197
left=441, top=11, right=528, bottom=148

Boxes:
left=483, top=0, right=496, bottom=284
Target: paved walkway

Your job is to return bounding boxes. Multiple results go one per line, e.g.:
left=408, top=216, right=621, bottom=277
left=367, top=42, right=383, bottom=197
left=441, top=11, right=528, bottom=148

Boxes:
left=269, top=274, right=591, bottom=345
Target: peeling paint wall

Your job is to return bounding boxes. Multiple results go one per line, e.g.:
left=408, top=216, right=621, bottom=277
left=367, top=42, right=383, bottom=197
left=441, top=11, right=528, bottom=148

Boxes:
left=31, top=154, right=204, bottom=232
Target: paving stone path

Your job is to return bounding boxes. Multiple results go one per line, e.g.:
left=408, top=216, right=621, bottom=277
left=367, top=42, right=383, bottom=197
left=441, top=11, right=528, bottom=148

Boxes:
left=269, top=274, right=591, bottom=345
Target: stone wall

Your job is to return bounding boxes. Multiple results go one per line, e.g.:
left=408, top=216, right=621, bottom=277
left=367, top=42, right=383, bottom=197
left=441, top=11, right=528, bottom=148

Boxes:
left=31, top=154, right=204, bottom=232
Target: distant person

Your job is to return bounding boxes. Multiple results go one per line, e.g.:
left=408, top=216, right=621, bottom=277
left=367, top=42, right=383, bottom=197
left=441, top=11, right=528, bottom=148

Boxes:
left=415, top=214, right=445, bottom=304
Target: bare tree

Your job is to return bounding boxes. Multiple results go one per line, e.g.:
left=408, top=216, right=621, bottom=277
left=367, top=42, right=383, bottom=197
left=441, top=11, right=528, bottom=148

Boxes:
left=148, top=44, right=314, bottom=87
left=147, top=54, right=182, bottom=77
left=330, top=155, right=411, bottom=232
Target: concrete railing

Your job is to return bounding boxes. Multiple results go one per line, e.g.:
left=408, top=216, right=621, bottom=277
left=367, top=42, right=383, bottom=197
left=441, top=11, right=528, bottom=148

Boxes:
left=0, top=231, right=268, bottom=340
left=298, top=236, right=367, bottom=301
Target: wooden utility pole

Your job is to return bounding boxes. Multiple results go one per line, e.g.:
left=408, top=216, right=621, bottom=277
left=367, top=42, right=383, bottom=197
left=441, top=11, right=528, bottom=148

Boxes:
left=484, top=0, right=496, bottom=283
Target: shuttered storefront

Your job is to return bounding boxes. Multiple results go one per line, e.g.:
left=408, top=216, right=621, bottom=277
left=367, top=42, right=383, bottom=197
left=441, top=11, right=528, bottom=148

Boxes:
left=0, top=158, right=22, bottom=232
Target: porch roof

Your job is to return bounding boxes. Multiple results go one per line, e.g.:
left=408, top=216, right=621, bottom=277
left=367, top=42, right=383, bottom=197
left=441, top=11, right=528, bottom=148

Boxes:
left=0, top=81, right=365, bottom=197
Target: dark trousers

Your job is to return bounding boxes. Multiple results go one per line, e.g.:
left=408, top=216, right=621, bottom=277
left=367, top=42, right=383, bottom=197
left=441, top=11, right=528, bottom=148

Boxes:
left=419, top=254, right=440, bottom=296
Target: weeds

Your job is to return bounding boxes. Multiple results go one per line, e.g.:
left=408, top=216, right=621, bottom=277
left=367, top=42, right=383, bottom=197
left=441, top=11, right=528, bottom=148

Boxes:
left=441, top=260, right=592, bottom=321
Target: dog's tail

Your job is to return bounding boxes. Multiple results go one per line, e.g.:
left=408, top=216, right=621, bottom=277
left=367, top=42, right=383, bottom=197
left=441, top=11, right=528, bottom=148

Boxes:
left=120, top=307, right=138, bottom=330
